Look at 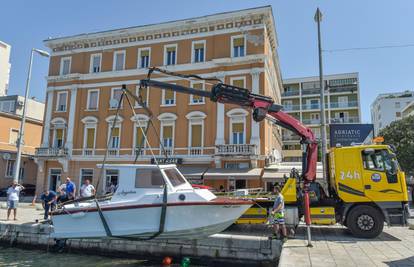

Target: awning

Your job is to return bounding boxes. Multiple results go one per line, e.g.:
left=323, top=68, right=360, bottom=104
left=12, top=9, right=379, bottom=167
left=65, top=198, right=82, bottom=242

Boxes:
left=178, top=166, right=209, bottom=180
left=204, top=168, right=263, bottom=180
left=262, top=169, right=324, bottom=181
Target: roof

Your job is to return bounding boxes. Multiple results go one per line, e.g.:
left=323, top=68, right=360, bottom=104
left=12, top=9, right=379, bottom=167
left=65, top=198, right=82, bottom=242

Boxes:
left=178, top=166, right=209, bottom=179
left=204, top=168, right=263, bottom=180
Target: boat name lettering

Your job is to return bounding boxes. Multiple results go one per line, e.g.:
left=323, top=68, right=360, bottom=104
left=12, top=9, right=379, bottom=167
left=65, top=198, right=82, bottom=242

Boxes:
left=120, top=190, right=137, bottom=196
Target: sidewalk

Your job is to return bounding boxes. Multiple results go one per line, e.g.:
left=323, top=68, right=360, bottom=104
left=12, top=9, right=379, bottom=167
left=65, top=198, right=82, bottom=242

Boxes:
left=0, top=202, right=43, bottom=224
left=279, top=225, right=414, bottom=267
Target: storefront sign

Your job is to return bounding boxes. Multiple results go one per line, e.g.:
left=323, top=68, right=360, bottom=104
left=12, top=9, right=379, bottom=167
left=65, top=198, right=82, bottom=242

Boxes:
left=151, top=157, right=183, bottom=165
left=329, top=124, right=374, bottom=147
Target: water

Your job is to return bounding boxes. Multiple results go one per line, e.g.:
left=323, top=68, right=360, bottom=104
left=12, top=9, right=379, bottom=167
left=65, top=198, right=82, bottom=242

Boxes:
left=0, top=247, right=200, bottom=267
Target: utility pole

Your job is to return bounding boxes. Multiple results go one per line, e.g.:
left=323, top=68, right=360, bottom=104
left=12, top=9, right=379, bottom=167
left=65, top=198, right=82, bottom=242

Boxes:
left=314, top=8, right=328, bottom=179
left=13, top=48, right=49, bottom=183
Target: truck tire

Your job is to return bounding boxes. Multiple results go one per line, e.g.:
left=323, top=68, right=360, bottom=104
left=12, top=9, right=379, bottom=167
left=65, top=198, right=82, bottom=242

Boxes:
left=346, top=205, right=384, bottom=238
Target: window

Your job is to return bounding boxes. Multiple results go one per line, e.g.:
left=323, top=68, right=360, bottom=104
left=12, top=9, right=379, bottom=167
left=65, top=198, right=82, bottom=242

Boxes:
left=84, top=127, right=95, bottom=149
left=135, top=168, right=164, bottom=188
left=110, top=88, right=123, bottom=108
left=232, top=36, right=245, bottom=57
left=396, top=112, right=401, bottom=118
left=90, top=54, right=101, bottom=73
left=105, top=169, right=119, bottom=193
left=5, top=160, right=15, bottom=177
left=87, top=89, right=99, bottom=110
left=135, top=85, right=148, bottom=107
left=190, top=82, right=204, bottom=104
left=135, top=125, right=146, bottom=151
left=192, top=41, right=205, bottom=63
left=162, top=125, right=173, bottom=148
left=109, top=127, right=120, bottom=149
left=0, top=100, right=15, bottom=113
left=362, top=149, right=398, bottom=183
left=190, top=124, right=202, bottom=148
left=138, top=48, right=150, bottom=68
left=56, top=91, right=67, bottom=111
left=164, top=168, right=186, bottom=187
left=231, top=77, right=245, bottom=88
left=162, top=87, right=176, bottom=106
left=54, top=128, right=64, bottom=148
left=310, top=113, right=320, bottom=123
left=9, top=129, right=19, bottom=145
left=113, top=51, right=125, bottom=71
left=80, top=169, right=94, bottom=185
left=60, top=57, right=71, bottom=75
left=164, top=45, right=177, bottom=65
left=338, top=96, right=348, bottom=107
left=232, top=122, right=244, bottom=144
left=395, top=102, right=401, bottom=108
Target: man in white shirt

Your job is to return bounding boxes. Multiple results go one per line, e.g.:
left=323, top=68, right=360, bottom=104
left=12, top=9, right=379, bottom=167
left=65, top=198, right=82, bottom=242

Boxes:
left=7, top=182, right=24, bottom=220
left=80, top=179, right=96, bottom=198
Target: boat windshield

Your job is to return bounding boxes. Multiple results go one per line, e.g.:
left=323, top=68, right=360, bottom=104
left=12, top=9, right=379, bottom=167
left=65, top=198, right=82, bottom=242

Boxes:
left=163, top=168, right=186, bottom=187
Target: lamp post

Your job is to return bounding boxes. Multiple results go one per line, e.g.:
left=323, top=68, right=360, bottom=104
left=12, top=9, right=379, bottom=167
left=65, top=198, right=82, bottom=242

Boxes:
left=314, top=8, right=328, bottom=180
left=13, top=48, right=49, bottom=183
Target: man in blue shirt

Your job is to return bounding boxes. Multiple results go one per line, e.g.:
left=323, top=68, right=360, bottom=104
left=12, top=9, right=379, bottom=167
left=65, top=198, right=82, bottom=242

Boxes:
left=271, top=185, right=287, bottom=241
left=40, top=190, right=57, bottom=220
left=65, top=177, right=76, bottom=201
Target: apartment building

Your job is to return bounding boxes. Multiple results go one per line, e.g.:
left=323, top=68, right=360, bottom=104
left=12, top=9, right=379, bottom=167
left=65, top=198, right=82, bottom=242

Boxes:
left=281, top=73, right=361, bottom=162
left=402, top=101, right=414, bottom=118
left=0, top=95, right=44, bottom=188
left=35, top=6, right=284, bottom=193
left=371, top=91, right=414, bottom=133
left=0, top=41, right=11, bottom=96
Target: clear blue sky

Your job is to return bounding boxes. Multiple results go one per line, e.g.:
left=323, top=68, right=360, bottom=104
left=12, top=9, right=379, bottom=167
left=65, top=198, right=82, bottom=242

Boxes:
left=1, top=0, right=414, bottom=123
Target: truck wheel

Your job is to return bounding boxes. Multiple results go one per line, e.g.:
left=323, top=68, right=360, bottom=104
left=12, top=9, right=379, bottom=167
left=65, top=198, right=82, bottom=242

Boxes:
left=346, top=205, right=383, bottom=238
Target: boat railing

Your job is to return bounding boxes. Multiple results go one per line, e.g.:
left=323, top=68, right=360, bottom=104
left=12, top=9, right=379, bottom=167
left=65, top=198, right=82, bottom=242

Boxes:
left=57, top=193, right=114, bottom=208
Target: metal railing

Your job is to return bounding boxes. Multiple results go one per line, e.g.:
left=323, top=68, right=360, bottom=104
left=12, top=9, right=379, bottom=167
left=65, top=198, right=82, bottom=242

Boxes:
left=282, top=135, right=301, bottom=141
left=330, top=117, right=359, bottom=123
left=329, top=101, right=358, bottom=108
left=215, top=144, right=256, bottom=155
left=35, top=147, right=68, bottom=157
left=302, top=103, right=320, bottom=110
left=302, top=88, right=321, bottom=95
left=302, top=118, right=321, bottom=125
left=283, top=104, right=301, bottom=111
left=282, top=91, right=300, bottom=97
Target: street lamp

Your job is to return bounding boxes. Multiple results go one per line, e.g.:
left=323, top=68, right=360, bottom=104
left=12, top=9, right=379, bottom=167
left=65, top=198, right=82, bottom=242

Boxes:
left=13, top=48, right=50, bottom=183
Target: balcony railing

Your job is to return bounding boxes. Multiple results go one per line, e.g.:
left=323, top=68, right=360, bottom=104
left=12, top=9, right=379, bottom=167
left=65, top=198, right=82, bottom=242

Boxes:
left=283, top=104, right=301, bottom=111
left=282, top=135, right=301, bottom=141
left=160, top=148, right=173, bottom=156
left=329, top=101, right=358, bottom=108
left=329, top=85, right=357, bottom=94
left=282, top=91, right=300, bottom=97
left=35, top=147, right=68, bottom=157
left=83, top=148, right=94, bottom=156
left=189, top=147, right=203, bottom=155
left=302, top=118, right=321, bottom=125
left=302, top=103, right=320, bottom=110
left=215, top=144, right=256, bottom=156
left=330, top=117, right=359, bottom=123
left=107, top=148, right=119, bottom=156
left=134, top=148, right=146, bottom=156
left=302, top=88, right=321, bottom=95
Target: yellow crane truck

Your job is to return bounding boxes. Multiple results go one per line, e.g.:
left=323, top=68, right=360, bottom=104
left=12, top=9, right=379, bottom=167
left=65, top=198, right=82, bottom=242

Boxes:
left=134, top=67, right=409, bottom=240
left=237, top=144, right=409, bottom=238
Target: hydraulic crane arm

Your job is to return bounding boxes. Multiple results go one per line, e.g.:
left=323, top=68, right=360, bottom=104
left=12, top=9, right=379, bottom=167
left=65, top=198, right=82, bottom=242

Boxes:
left=139, top=78, right=318, bottom=182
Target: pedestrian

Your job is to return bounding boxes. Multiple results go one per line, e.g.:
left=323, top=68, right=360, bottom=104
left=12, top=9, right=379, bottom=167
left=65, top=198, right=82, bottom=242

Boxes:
left=64, top=177, right=76, bottom=200
left=271, top=185, right=287, bottom=241
left=57, top=182, right=67, bottom=203
left=106, top=182, right=117, bottom=194
left=40, top=189, right=57, bottom=220
left=80, top=179, right=96, bottom=198
left=6, top=181, right=24, bottom=221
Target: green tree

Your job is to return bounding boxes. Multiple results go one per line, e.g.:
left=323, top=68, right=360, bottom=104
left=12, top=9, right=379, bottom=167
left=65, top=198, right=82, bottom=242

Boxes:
left=379, top=115, right=414, bottom=175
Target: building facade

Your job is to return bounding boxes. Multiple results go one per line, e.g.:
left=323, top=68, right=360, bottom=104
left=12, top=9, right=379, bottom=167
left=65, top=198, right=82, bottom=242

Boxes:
left=402, top=101, right=414, bottom=118
left=0, top=41, right=11, bottom=96
left=35, top=6, right=284, bottom=194
left=371, top=91, right=414, bottom=134
left=0, top=95, right=44, bottom=188
left=281, top=73, right=361, bottom=162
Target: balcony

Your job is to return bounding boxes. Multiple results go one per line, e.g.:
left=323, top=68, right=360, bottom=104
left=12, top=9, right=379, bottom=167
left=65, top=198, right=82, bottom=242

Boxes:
left=35, top=147, right=68, bottom=157
left=330, top=116, right=359, bottom=123
left=83, top=148, right=94, bottom=156
left=107, top=148, right=119, bottom=156
left=329, top=101, right=358, bottom=109
left=302, top=88, right=321, bottom=95
left=302, top=118, right=321, bottom=125
left=283, top=104, right=300, bottom=111
left=189, top=147, right=203, bottom=155
left=282, top=91, right=300, bottom=97
left=215, top=144, right=256, bottom=156
left=329, top=85, right=357, bottom=94
left=282, top=135, right=301, bottom=141
left=302, top=103, right=320, bottom=110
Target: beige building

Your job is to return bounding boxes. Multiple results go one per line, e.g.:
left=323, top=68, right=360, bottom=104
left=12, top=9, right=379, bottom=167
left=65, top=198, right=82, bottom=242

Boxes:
left=402, top=100, right=414, bottom=118
left=282, top=73, right=361, bottom=162
left=0, top=95, right=44, bottom=188
left=35, top=6, right=285, bottom=193
left=0, top=41, right=11, bottom=96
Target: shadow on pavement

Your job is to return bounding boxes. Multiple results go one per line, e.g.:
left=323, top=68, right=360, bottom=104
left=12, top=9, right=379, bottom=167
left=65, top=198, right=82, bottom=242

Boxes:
left=384, top=256, right=414, bottom=266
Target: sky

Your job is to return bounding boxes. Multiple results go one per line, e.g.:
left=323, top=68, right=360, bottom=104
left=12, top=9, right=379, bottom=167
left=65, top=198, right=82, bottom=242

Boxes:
left=1, top=0, right=414, bottom=123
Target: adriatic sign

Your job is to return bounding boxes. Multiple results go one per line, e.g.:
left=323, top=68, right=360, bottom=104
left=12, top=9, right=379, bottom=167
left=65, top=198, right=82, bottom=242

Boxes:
left=330, top=124, right=374, bottom=147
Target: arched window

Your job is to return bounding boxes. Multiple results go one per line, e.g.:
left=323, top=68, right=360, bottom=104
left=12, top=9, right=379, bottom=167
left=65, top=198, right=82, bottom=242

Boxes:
left=131, top=114, right=149, bottom=155
left=226, top=108, right=248, bottom=144
left=81, top=116, right=98, bottom=155
left=105, top=115, right=124, bottom=156
left=50, top=117, right=67, bottom=148
left=186, top=111, right=206, bottom=155
left=157, top=113, right=177, bottom=155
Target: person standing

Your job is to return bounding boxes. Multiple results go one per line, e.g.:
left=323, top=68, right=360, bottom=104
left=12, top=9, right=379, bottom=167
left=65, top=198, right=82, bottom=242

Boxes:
left=40, top=190, right=57, bottom=220
left=57, top=182, right=67, bottom=203
left=80, top=179, right=96, bottom=198
left=271, top=185, right=287, bottom=241
left=65, top=177, right=76, bottom=200
left=6, top=182, right=24, bottom=221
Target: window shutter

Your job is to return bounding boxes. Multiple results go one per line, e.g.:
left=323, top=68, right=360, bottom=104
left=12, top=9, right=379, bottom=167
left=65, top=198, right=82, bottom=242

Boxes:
left=86, top=128, right=95, bottom=148
left=111, top=127, right=119, bottom=137
left=192, top=83, right=203, bottom=101
left=232, top=122, right=243, bottom=133
left=165, top=89, right=174, bottom=100
left=167, top=47, right=176, bottom=52
left=141, top=50, right=149, bottom=57
left=232, top=79, right=244, bottom=88
left=194, top=43, right=204, bottom=50
left=191, top=124, right=202, bottom=147
left=233, top=37, right=244, bottom=47
left=136, top=127, right=145, bottom=147
left=163, top=125, right=173, bottom=138
left=139, top=88, right=147, bottom=103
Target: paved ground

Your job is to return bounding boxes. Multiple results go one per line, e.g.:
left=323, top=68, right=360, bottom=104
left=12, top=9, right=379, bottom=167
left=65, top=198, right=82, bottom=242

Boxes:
left=279, top=225, right=414, bottom=267
left=0, top=202, right=43, bottom=224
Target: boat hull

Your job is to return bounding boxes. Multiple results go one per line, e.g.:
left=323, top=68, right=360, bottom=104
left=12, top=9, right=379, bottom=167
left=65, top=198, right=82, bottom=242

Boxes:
left=51, top=200, right=252, bottom=239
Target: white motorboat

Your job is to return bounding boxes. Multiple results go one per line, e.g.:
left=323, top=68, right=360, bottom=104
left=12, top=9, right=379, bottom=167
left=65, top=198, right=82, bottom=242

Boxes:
left=51, top=164, right=253, bottom=239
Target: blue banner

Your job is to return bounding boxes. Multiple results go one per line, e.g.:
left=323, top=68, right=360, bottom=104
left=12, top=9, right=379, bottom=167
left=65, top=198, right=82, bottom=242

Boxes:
left=329, top=124, right=374, bottom=147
